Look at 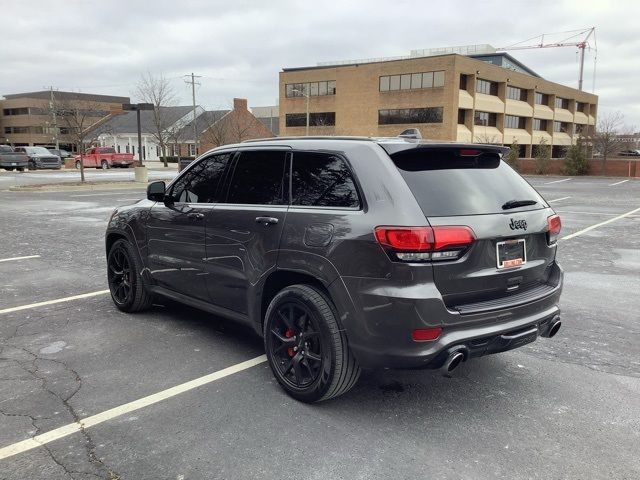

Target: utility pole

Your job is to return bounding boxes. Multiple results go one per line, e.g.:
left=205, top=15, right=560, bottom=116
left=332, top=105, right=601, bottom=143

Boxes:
left=184, top=73, right=202, bottom=156
left=49, top=86, right=59, bottom=149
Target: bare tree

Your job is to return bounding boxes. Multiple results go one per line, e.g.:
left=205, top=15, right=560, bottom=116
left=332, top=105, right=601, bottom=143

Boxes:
left=200, top=110, right=267, bottom=148
left=135, top=73, right=177, bottom=167
left=54, top=99, right=107, bottom=182
left=593, top=111, right=624, bottom=175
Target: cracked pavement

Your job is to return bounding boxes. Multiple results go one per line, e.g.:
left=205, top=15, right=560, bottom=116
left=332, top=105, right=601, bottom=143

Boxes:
left=0, top=177, right=639, bottom=479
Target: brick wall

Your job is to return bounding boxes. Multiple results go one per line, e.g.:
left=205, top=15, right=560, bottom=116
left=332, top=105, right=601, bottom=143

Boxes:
left=517, top=158, right=639, bottom=177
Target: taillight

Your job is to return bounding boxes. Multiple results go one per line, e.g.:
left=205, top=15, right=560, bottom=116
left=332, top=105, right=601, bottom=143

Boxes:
left=374, top=226, right=475, bottom=262
left=547, top=214, right=561, bottom=244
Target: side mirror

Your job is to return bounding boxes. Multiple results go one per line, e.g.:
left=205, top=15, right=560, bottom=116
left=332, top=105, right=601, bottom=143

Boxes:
left=147, top=181, right=166, bottom=202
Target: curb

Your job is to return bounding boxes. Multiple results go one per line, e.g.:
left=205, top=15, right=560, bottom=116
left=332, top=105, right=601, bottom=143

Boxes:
left=8, top=179, right=172, bottom=193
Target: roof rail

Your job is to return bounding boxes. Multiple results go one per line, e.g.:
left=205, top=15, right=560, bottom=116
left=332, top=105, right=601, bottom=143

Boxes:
left=242, top=136, right=376, bottom=143
left=398, top=128, right=422, bottom=140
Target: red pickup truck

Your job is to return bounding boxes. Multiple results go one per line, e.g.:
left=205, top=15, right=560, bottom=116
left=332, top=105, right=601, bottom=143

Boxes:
left=74, top=147, right=135, bottom=169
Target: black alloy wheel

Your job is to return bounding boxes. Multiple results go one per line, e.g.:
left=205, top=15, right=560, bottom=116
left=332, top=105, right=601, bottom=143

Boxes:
left=106, top=239, right=153, bottom=312
left=108, top=244, right=133, bottom=306
left=268, top=302, right=324, bottom=389
left=264, top=284, right=360, bottom=402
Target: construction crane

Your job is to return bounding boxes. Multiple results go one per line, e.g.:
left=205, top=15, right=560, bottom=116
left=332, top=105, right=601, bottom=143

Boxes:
left=497, top=27, right=596, bottom=91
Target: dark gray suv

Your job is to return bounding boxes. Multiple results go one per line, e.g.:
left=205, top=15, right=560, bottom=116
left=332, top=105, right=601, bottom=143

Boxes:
left=105, top=137, right=563, bottom=402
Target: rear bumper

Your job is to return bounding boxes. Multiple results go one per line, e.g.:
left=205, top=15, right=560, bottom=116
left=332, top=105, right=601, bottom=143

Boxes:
left=335, top=262, right=563, bottom=369
left=0, top=161, right=28, bottom=168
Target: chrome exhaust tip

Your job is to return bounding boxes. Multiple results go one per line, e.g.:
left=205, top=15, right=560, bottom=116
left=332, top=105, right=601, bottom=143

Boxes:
left=548, top=319, right=562, bottom=338
left=441, top=350, right=466, bottom=377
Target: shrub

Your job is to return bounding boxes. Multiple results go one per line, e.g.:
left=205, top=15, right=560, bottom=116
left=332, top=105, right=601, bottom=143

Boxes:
left=506, top=140, right=520, bottom=171
left=534, top=139, right=551, bottom=174
left=562, top=138, right=589, bottom=175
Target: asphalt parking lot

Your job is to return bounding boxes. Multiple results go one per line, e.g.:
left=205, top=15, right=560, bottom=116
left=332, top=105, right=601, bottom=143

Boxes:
left=0, top=175, right=638, bottom=479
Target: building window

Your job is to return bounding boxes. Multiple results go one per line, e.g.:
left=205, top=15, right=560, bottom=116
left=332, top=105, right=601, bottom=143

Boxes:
left=378, top=107, right=443, bottom=125
left=476, top=78, right=498, bottom=96
left=188, top=144, right=196, bottom=156
left=575, top=124, right=585, bottom=135
left=5, top=126, right=31, bottom=134
left=474, top=111, right=497, bottom=127
left=576, top=102, right=586, bottom=113
left=125, top=144, right=130, bottom=153
left=554, top=121, right=569, bottom=133
left=535, top=92, right=549, bottom=105
left=458, top=109, right=467, bottom=125
left=379, top=70, right=445, bottom=92
left=117, top=145, right=121, bottom=153
left=286, top=112, right=336, bottom=127
left=507, top=86, right=527, bottom=101
left=285, top=81, right=336, bottom=97
left=505, top=115, right=526, bottom=129
left=2, top=108, right=29, bottom=116
left=155, top=145, right=160, bottom=157
left=132, top=145, right=135, bottom=156
left=459, top=74, right=467, bottom=90
left=533, top=118, right=547, bottom=131
left=555, top=97, right=569, bottom=109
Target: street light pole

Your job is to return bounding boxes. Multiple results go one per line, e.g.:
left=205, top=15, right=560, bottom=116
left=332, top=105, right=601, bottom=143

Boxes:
left=136, top=108, right=143, bottom=166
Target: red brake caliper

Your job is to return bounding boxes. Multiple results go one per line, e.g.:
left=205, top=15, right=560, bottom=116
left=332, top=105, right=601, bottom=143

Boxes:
left=285, top=329, right=295, bottom=357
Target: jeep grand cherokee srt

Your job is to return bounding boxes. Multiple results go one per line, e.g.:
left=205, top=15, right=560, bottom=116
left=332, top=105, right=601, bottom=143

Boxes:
left=105, top=137, right=563, bottom=402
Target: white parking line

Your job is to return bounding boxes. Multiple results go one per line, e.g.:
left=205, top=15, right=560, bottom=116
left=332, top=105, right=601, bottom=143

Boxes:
left=548, top=196, right=571, bottom=203
left=0, top=290, right=109, bottom=315
left=0, top=255, right=40, bottom=263
left=609, top=179, right=629, bottom=186
left=544, top=178, right=572, bottom=185
left=560, top=207, right=640, bottom=241
left=0, top=354, right=267, bottom=460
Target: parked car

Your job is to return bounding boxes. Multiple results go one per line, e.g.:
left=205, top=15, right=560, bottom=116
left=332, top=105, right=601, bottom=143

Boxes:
left=48, top=148, right=72, bottom=159
left=74, top=147, right=135, bottom=169
left=14, top=146, right=62, bottom=170
left=105, top=137, right=563, bottom=402
left=618, top=150, right=640, bottom=157
left=0, top=145, right=29, bottom=171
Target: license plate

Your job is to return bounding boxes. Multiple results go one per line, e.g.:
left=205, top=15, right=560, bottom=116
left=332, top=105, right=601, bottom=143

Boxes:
left=496, top=239, right=526, bottom=269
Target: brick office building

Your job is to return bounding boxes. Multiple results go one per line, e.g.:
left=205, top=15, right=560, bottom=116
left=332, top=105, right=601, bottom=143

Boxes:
left=279, top=46, right=598, bottom=157
left=1, top=91, right=130, bottom=151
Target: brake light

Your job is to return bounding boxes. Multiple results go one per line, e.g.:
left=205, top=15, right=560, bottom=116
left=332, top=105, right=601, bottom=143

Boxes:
left=459, top=149, right=481, bottom=156
left=374, top=227, right=434, bottom=251
left=374, top=226, right=475, bottom=262
left=547, top=214, right=562, bottom=244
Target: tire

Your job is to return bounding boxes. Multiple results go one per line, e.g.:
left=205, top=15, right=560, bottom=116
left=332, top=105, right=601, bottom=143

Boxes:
left=75, top=160, right=81, bottom=170
left=17, top=167, right=24, bottom=172
left=107, top=238, right=153, bottom=312
left=5, top=167, right=13, bottom=171
left=101, top=160, right=109, bottom=170
left=264, top=284, right=360, bottom=402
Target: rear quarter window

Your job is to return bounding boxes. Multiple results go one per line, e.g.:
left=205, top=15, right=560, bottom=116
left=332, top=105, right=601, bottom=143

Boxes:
left=391, top=148, right=545, bottom=217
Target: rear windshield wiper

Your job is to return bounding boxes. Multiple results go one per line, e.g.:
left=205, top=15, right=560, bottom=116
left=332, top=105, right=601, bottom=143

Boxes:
left=502, top=199, right=538, bottom=210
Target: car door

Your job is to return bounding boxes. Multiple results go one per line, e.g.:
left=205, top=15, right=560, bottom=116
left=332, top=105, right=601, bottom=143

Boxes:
left=146, top=151, right=233, bottom=301
left=203, top=148, right=289, bottom=315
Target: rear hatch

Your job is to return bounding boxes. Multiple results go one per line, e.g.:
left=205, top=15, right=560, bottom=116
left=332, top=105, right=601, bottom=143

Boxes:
left=387, top=145, right=559, bottom=316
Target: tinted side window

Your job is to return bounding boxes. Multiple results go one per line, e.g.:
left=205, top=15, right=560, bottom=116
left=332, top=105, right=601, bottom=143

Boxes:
left=170, top=153, right=231, bottom=203
left=225, top=150, right=288, bottom=205
left=291, top=152, right=360, bottom=208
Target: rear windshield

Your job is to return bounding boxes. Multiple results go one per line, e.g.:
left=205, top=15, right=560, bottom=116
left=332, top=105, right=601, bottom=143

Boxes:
left=391, top=148, right=545, bottom=217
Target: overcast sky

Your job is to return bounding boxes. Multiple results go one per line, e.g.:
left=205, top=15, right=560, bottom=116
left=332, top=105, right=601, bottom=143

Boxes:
left=2, top=0, right=638, bottom=128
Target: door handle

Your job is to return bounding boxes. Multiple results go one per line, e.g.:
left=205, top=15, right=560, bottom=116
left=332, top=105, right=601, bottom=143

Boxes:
left=255, top=216, right=279, bottom=225
left=187, top=212, right=204, bottom=220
